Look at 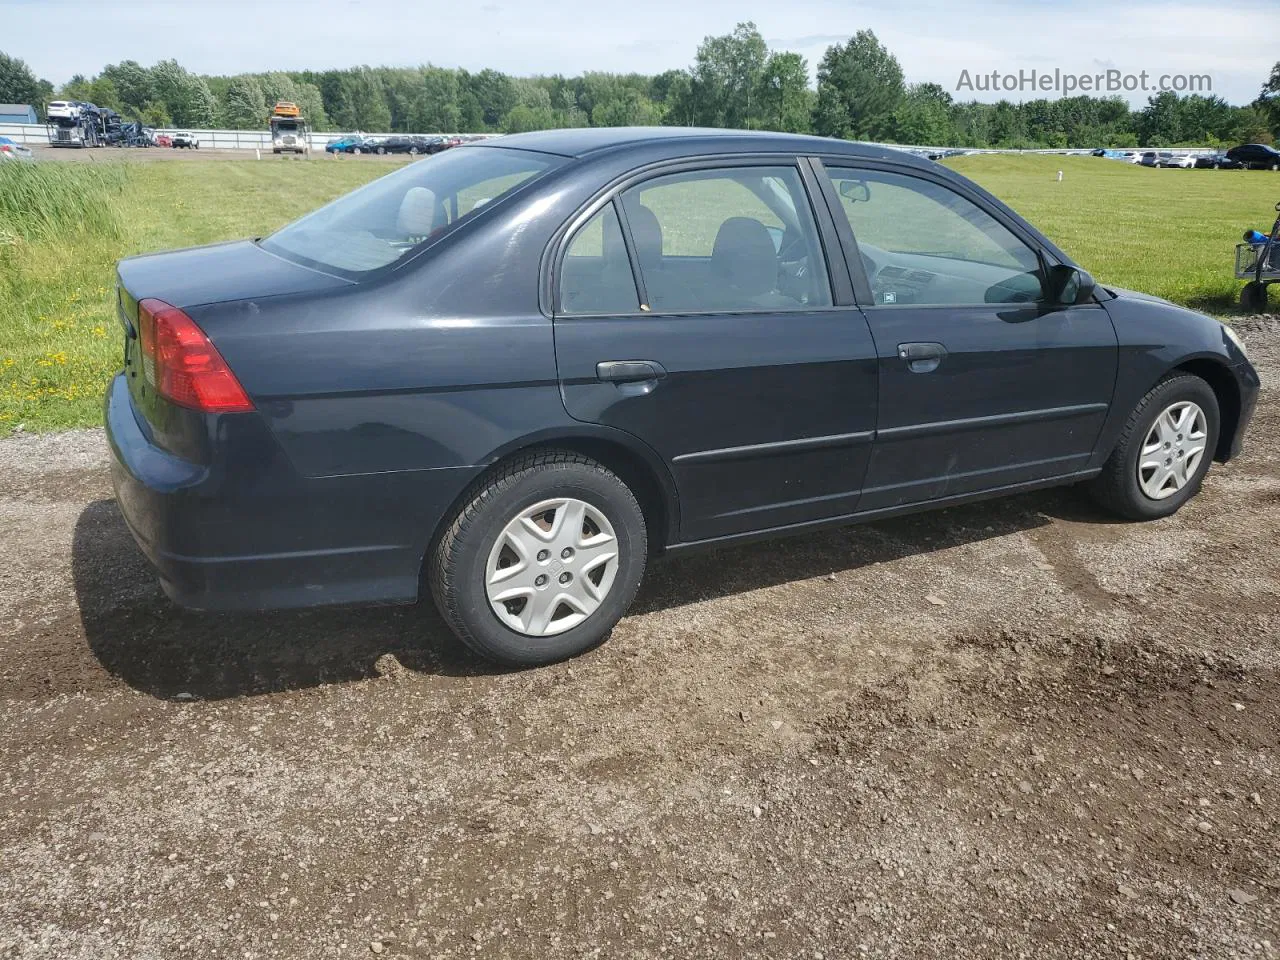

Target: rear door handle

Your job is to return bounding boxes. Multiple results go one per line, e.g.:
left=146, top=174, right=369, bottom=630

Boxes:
left=897, top=342, right=947, bottom=374
left=596, top=360, right=666, bottom=383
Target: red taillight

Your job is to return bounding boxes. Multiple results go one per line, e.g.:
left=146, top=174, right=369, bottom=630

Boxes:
left=136, top=299, right=254, bottom=413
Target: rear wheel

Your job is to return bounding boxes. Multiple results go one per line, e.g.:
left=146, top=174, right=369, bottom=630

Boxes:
left=1087, top=375, right=1219, bottom=520
left=352, top=147, right=362, bottom=155
left=377, top=146, right=386, bottom=155
left=430, top=451, right=648, bottom=667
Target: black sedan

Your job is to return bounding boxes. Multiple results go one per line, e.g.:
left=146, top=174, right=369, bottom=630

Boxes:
left=106, top=128, right=1260, bottom=666
left=1226, top=143, right=1280, bottom=170
left=1194, top=153, right=1243, bottom=169
left=364, top=135, right=438, bottom=156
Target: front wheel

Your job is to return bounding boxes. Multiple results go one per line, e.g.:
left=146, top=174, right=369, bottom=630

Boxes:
left=430, top=451, right=648, bottom=666
left=1087, top=374, right=1219, bottom=520
left=352, top=147, right=361, bottom=155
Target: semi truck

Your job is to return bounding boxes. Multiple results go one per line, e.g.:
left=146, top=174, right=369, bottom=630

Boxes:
left=45, top=100, right=109, bottom=148
left=269, top=101, right=310, bottom=155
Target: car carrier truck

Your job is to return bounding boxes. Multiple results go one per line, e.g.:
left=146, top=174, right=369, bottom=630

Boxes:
left=268, top=101, right=310, bottom=155
left=45, top=100, right=106, bottom=148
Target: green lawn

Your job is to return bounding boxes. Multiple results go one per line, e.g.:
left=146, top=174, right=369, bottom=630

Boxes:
left=0, top=152, right=1272, bottom=435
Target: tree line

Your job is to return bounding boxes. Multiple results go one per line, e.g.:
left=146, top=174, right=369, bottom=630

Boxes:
left=2, top=26, right=1278, bottom=149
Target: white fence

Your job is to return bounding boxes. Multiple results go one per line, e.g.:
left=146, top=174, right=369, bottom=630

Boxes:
left=0, top=123, right=414, bottom=149
left=0, top=121, right=1223, bottom=157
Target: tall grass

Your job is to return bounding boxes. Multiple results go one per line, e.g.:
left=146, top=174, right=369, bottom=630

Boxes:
left=0, top=162, right=131, bottom=246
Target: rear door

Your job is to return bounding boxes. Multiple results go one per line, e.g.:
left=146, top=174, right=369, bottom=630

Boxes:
left=816, top=161, right=1118, bottom=512
left=552, top=158, right=880, bottom=544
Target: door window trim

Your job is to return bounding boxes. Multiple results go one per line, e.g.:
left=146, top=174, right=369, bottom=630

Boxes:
left=548, top=155, right=854, bottom=319
left=810, top=157, right=1074, bottom=310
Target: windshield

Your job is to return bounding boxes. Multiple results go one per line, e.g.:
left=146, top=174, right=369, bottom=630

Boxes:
left=261, top=146, right=562, bottom=275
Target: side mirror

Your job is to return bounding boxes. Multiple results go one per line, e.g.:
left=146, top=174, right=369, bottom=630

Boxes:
left=1044, top=264, right=1096, bottom=306
left=838, top=179, right=871, bottom=203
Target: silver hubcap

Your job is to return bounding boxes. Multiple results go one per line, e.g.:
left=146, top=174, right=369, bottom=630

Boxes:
left=485, top=498, right=619, bottom=636
left=1138, top=401, right=1207, bottom=500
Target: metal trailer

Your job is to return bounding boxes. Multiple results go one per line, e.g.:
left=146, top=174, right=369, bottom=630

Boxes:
left=1237, top=201, right=1280, bottom=311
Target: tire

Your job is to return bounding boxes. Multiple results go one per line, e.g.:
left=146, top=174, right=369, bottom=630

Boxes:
left=352, top=147, right=361, bottom=155
left=1241, top=281, right=1269, bottom=312
left=430, top=451, right=649, bottom=667
left=1087, top=374, right=1220, bottom=521
left=377, top=146, right=386, bottom=155
left=409, top=146, right=418, bottom=155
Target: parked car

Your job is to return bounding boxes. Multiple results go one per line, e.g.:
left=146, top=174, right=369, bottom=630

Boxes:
left=1194, top=153, right=1243, bottom=169
left=1225, top=143, right=1280, bottom=170
left=367, top=135, right=422, bottom=155
left=1162, top=153, right=1197, bottom=169
left=104, top=127, right=1260, bottom=667
left=171, top=132, right=199, bottom=149
left=324, top=136, right=362, bottom=153
left=0, top=136, right=34, bottom=161
left=153, top=133, right=172, bottom=148
left=1139, top=151, right=1172, bottom=167
left=340, top=137, right=380, bottom=154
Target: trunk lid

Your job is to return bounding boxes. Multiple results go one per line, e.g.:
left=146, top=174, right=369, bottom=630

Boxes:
left=116, top=239, right=350, bottom=310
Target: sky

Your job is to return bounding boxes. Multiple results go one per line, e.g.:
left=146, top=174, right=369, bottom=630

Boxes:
left=3, top=0, right=1275, bottom=106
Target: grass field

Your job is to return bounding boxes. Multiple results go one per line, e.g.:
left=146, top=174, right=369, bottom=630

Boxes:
left=0, top=152, right=1274, bottom=434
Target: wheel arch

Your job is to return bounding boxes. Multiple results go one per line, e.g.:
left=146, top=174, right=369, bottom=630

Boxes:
left=426, top=426, right=681, bottom=564
left=1172, top=356, right=1240, bottom=462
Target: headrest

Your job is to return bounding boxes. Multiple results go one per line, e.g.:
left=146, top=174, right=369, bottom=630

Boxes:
left=711, top=217, right=776, bottom=296
left=628, top=204, right=663, bottom=272
left=397, top=187, right=438, bottom=236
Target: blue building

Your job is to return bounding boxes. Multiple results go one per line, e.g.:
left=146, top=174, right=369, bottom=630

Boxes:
left=0, top=104, right=39, bottom=124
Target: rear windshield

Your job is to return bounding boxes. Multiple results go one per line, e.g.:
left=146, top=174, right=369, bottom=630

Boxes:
left=261, top=146, right=562, bottom=276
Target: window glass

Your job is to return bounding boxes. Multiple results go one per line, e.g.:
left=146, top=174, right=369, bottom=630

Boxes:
left=618, top=166, right=831, bottom=313
left=825, top=167, right=1044, bottom=306
left=559, top=203, right=639, bottom=316
left=262, top=146, right=561, bottom=277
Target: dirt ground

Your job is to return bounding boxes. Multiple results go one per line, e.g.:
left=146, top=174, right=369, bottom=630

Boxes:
left=1, top=318, right=1278, bottom=960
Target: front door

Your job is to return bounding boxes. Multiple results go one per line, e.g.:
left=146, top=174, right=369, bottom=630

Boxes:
left=818, top=163, right=1119, bottom=511
left=553, top=161, right=879, bottom=544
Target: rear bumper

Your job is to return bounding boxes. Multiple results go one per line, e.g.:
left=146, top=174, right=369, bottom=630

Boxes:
left=105, top=374, right=475, bottom=611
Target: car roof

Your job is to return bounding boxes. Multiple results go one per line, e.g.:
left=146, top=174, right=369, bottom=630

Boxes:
left=478, top=126, right=935, bottom=168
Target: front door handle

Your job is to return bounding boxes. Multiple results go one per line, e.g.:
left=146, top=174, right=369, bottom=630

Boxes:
left=596, top=360, right=666, bottom=384
left=897, top=342, right=947, bottom=374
